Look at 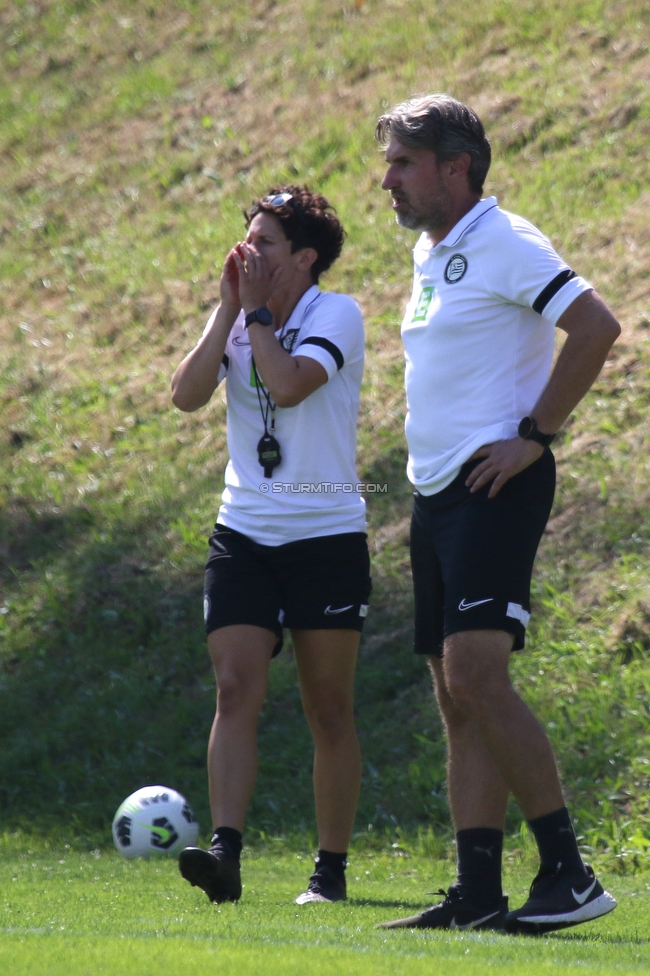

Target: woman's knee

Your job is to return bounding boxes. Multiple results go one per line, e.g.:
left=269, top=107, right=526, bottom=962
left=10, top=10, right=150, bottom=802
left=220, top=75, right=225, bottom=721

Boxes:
left=303, top=696, right=355, bottom=743
left=216, top=669, right=266, bottom=717
left=209, top=626, right=274, bottom=717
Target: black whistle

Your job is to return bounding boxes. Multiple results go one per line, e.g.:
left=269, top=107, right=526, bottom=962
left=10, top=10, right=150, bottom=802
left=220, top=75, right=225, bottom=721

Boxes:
left=257, top=433, right=282, bottom=479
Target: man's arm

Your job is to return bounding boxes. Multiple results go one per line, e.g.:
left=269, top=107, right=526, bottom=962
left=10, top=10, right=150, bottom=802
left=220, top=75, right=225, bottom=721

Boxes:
left=466, top=289, right=621, bottom=498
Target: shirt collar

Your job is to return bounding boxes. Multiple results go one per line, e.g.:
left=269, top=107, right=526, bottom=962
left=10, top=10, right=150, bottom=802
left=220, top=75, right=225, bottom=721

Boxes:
left=285, top=284, right=321, bottom=328
left=418, top=196, right=499, bottom=253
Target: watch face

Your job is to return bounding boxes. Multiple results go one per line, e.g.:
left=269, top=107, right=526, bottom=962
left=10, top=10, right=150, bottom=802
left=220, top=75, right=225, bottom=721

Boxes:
left=256, top=307, right=273, bottom=325
left=518, top=417, right=534, bottom=438
left=245, top=307, right=273, bottom=328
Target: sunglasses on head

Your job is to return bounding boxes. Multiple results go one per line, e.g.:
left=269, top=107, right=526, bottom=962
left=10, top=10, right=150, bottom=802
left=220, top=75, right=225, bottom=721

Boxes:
left=263, top=192, right=308, bottom=230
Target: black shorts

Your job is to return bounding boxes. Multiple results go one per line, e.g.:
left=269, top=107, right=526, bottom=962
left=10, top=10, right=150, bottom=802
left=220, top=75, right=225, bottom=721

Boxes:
left=203, top=525, right=372, bottom=656
left=410, top=448, right=555, bottom=656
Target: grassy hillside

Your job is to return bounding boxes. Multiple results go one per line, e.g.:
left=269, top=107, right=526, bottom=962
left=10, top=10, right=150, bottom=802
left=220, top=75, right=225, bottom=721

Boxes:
left=1, top=0, right=650, bottom=863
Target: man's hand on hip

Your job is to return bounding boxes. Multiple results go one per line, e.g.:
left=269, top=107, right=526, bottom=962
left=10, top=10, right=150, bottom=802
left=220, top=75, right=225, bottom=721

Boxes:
left=466, top=438, right=544, bottom=498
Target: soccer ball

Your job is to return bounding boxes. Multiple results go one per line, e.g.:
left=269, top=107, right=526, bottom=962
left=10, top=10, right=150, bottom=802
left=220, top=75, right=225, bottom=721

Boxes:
left=112, top=785, right=199, bottom=859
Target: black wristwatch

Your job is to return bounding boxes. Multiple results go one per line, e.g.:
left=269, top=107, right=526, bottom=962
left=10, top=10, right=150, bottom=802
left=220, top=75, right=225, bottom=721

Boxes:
left=244, top=307, right=273, bottom=328
left=518, top=416, right=555, bottom=447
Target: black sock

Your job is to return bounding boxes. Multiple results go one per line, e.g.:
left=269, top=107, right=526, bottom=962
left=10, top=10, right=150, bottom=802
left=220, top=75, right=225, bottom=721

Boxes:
left=528, top=806, right=585, bottom=875
left=315, top=849, right=347, bottom=882
left=210, top=826, right=242, bottom=859
left=456, top=828, right=503, bottom=907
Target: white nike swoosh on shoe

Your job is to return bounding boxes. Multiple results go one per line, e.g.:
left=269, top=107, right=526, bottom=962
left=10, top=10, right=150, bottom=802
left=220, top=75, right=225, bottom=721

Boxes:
left=295, top=891, right=331, bottom=904
left=513, top=890, right=617, bottom=927
left=324, top=604, right=354, bottom=614
left=458, top=598, right=494, bottom=611
left=572, top=877, right=598, bottom=905
left=449, top=910, right=500, bottom=930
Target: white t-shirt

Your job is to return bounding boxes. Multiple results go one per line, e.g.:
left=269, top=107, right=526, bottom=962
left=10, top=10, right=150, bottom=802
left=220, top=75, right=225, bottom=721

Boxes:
left=206, top=285, right=366, bottom=545
left=402, top=197, right=593, bottom=495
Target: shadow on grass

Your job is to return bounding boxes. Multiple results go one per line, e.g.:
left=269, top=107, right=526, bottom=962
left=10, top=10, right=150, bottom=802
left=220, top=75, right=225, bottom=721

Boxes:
left=1, top=499, right=96, bottom=578
left=0, top=474, right=446, bottom=843
left=0, top=489, right=215, bottom=835
left=361, top=442, right=412, bottom=532
left=348, top=898, right=432, bottom=909
left=546, top=932, right=650, bottom=946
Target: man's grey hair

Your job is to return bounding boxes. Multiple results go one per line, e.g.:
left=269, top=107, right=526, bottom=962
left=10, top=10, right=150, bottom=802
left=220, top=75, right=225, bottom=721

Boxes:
left=375, top=93, right=491, bottom=195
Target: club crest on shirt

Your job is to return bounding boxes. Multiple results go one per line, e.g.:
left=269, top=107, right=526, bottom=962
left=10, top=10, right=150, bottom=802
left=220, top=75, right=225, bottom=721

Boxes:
left=444, top=254, right=468, bottom=283
left=281, top=328, right=300, bottom=353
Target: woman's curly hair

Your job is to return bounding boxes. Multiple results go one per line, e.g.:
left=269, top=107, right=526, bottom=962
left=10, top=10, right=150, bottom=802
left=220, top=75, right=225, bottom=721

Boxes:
left=245, top=184, right=347, bottom=282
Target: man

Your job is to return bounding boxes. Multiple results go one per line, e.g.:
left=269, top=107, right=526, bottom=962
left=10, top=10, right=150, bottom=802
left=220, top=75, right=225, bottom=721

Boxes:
left=375, top=94, right=620, bottom=934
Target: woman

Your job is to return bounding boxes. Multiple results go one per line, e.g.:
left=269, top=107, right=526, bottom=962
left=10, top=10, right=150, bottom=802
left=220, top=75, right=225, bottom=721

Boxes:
left=171, top=186, right=371, bottom=905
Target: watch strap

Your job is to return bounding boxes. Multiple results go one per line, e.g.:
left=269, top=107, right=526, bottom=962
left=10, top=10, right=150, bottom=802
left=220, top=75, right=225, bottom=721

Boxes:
left=245, top=307, right=273, bottom=328
left=518, top=416, right=555, bottom=447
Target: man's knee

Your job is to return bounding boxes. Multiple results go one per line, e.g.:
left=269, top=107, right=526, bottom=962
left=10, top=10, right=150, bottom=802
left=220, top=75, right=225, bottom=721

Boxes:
left=427, top=655, right=471, bottom=737
left=442, top=630, right=514, bottom=713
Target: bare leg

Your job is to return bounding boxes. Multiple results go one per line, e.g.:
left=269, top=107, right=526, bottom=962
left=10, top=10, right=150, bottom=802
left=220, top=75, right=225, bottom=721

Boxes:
left=429, top=655, right=509, bottom=830
left=441, top=629, right=565, bottom=821
left=292, top=629, right=362, bottom=852
left=207, top=625, right=276, bottom=831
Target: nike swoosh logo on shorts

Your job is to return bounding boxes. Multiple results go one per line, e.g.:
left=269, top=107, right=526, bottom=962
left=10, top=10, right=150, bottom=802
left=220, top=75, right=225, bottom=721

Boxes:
left=572, top=878, right=598, bottom=905
left=324, top=604, right=354, bottom=615
left=449, top=910, right=500, bottom=930
left=458, top=598, right=494, bottom=611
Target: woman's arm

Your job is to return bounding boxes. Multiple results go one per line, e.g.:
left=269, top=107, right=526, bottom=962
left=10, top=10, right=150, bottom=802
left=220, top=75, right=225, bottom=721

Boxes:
left=247, top=327, right=328, bottom=408
left=171, top=250, right=241, bottom=413
left=233, top=242, right=328, bottom=408
left=171, top=302, right=239, bottom=412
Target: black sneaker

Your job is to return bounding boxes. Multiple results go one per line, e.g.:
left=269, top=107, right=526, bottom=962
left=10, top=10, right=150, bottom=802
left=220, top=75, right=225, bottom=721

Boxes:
left=295, top=864, right=347, bottom=904
left=505, top=863, right=616, bottom=934
left=178, top=846, right=242, bottom=904
left=378, top=884, right=508, bottom=930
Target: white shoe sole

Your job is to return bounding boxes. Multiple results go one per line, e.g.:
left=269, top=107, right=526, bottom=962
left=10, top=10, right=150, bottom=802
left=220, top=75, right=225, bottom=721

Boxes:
left=509, top=890, right=617, bottom=930
left=295, top=891, right=339, bottom=905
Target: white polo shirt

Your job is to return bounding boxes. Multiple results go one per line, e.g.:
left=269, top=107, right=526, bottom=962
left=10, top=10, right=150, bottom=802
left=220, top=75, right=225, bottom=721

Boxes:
left=402, top=197, right=592, bottom=495
left=205, top=285, right=366, bottom=545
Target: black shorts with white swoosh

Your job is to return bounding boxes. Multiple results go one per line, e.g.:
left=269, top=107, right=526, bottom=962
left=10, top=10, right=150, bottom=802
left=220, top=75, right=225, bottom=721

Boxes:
left=204, top=525, right=371, bottom=656
left=410, top=448, right=555, bottom=656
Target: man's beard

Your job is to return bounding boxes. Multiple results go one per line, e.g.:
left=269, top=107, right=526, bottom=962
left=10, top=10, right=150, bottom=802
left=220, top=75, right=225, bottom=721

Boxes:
left=394, top=193, right=452, bottom=234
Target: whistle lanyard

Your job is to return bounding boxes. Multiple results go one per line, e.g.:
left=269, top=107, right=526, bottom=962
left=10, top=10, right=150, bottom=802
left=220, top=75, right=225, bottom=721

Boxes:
left=252, top=292, right=322, bottom=478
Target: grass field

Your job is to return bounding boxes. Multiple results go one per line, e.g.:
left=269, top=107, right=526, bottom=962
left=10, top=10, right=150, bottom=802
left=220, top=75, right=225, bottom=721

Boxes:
left=2, top=0, right=650, bottom=851
left=1, top=840, right=648, bottom=976
left=1, top=5, right=650, bottom=968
